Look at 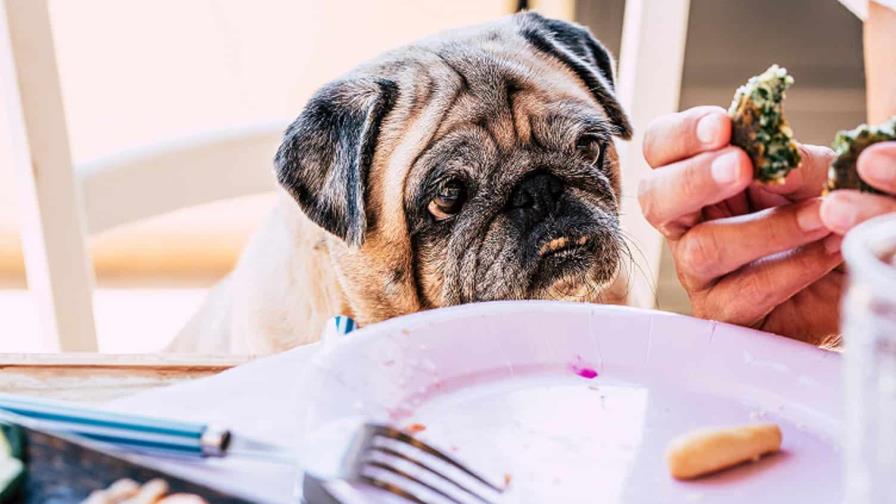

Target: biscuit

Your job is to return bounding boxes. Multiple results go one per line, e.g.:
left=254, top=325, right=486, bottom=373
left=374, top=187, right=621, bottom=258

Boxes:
left=666, top=423, right=782, bottom=480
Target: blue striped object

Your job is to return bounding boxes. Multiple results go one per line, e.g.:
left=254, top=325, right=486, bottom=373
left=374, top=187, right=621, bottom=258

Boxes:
left=334, top=315, right=356, bottom=335
left=321, top=315, right=358, bottom=342
left=0, top=393, right=221, bottom=457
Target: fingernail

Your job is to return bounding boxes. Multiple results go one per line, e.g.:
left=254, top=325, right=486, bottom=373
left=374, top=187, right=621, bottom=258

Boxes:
left=796, top=200, right=824, bottom=232
left=820, top=194, right=858, bottom=232
left=711, top=151, right=741, bottom=185
left=860, top=147, right=896, bottom=183
left=697, top=113, right=723, bottom=145
left=824, top=234, right=843, bottom=255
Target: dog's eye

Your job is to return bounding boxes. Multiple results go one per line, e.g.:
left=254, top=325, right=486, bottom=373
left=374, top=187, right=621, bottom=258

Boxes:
left=428, top=179, right=466, bottom=221
left=576, top=133, right=605, bottom=166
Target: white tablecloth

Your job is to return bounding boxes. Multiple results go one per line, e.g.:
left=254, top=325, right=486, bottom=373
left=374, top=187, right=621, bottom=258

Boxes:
left=106, top=343, right=323, bottom=503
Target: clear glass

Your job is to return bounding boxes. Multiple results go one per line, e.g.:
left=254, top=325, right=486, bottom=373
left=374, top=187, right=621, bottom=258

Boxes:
left=842, top=213, right=896, bottom=502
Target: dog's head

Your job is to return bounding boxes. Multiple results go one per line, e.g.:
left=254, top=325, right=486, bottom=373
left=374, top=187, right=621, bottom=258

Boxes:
left=275, top=12, right=632, bottom=322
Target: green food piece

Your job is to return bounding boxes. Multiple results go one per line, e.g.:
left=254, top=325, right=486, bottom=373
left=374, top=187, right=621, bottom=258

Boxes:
left=728, top=65, right=801, bottom=183
left=826, top=116, right=896, bottom=194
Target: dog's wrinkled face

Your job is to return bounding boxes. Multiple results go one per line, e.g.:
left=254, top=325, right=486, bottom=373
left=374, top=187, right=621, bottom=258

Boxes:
left=275, top=12, right=632, bottom=323
left=407, top=93, right=624, bottom=305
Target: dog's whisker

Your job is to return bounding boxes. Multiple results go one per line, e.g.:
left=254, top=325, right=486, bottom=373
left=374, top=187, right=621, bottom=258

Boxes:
left=617, top=231, right=660, bottom=305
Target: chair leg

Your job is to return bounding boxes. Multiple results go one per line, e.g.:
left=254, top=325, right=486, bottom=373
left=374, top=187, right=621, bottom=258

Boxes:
left=0, top=0, right=98, bottom=351
left=616, top=0, right=691, bottom=308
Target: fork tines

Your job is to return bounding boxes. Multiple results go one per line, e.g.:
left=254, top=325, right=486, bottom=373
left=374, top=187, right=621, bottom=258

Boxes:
left=346, top=423, right=506, bottom=504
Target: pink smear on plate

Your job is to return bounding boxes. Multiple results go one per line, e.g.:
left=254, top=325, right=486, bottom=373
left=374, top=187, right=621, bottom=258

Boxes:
left=575, top=367, right=598, bottom=379
left=569, top=355, right=599, bottom=379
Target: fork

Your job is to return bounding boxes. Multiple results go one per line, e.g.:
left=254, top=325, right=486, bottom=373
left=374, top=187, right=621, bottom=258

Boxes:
left=302, top=423, right=507, bottom=504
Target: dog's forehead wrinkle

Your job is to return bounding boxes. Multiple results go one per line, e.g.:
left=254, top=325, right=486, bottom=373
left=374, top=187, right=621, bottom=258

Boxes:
left=426, top=48, right=472, bottom=92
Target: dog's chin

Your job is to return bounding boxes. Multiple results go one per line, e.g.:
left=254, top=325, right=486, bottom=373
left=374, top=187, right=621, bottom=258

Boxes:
left=527, top=234, right=620, bottom=301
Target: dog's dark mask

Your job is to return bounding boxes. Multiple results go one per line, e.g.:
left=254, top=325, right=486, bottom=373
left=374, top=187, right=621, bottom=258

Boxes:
left=275, top=12, right=632, bottom=309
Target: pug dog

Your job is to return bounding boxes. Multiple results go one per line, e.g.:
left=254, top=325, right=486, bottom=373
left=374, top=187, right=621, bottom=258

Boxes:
left=170, top=11, right=633, bottom=355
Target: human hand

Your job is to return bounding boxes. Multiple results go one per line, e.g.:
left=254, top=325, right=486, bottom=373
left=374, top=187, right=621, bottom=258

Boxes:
left=820, top=141, right=896, bottom=235
left=639, top=106, right=844, bottom=344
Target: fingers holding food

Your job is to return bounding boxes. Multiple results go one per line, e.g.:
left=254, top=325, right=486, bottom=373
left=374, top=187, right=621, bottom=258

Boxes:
left=756, top=144, right=835, bottom=203
left=826, top=118, right=896, bottom=194
left=666, top=423, right=782, bottom=480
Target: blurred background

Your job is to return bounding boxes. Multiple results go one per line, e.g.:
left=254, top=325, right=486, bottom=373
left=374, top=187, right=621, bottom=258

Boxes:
left=0, top=0, right=863, bottom=353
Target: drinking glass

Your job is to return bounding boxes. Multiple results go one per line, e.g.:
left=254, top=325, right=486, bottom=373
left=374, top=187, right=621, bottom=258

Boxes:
left=842, top=213, right=896, bottom=502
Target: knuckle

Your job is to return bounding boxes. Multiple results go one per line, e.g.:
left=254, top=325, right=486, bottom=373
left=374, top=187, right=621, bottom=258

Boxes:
left=690, top=288, right=735, bottom=323
left=676, top=231, right=719, bottom=279
left=673, top=259, right=703, bottom=292
left=742, top=274, right=771, bottom=306
left=679, top=156, right=710, bottom=201
left=706, top=286, right=758, bottom=326
left=659, top=222, right=685, bottom=240
left=690, top=300, right=711, bottom=320
left=738, top=271, right=777, bottom=318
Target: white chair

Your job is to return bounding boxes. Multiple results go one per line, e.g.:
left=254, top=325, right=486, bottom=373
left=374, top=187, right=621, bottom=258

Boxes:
left=616, top=0, right=691, bottom=308
left=0, top=0, right=282, bottom=351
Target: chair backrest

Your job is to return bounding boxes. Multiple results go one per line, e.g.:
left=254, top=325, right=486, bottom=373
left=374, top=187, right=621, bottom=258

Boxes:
left=616, top=0, right=691, bottom=308
left=0, top=0, right=280, bottom=351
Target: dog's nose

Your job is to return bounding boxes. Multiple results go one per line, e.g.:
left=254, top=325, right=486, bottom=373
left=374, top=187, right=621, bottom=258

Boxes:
left=508, top=171, right=563, bottom=223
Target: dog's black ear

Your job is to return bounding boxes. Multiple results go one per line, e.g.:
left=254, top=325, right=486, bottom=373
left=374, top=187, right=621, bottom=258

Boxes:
left=275, top=77, right=398, bottom=246
left=518, top=12, right=632, bottom=140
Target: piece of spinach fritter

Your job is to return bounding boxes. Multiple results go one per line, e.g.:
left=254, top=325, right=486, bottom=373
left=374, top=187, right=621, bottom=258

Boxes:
left=728, top=65, right=801, bottom=184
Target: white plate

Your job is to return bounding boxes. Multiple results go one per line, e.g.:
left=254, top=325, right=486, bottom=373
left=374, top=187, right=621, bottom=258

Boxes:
left=297, top=301, right=843, bottom=503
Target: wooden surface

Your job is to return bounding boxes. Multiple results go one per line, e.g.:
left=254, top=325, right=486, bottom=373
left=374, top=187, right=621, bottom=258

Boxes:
left=0, top=354, right=249, bottom=403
